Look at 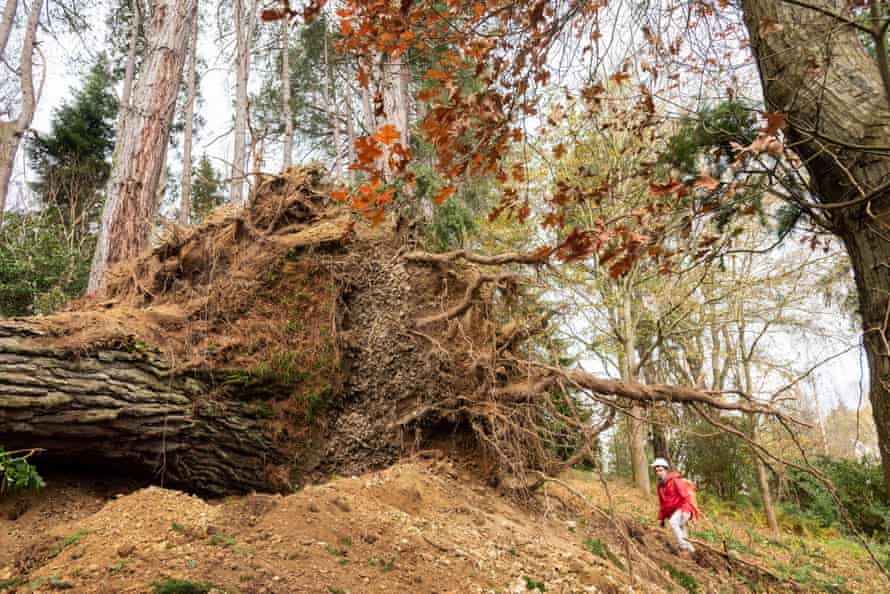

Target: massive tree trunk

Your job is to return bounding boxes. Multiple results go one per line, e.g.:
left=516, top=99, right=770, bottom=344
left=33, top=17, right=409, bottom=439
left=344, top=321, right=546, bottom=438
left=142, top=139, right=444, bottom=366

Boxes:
left=230, top=0, right=257, bottom=204
left=0, top=321, right=283, bottom=494
left=742, top=0, right=890, bottom=497
left=0, top=0, right=42, bottom=219
left=179, top=2, right=199, bottom=225
left=88, top=0, right=196, bottom=291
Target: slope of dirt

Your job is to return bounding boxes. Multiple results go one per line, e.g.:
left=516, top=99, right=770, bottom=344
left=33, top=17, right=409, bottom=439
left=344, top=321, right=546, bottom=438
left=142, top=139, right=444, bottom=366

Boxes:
left=2, top=460, right=883, bottom=594
left=1, top=460, right=641, bottom=594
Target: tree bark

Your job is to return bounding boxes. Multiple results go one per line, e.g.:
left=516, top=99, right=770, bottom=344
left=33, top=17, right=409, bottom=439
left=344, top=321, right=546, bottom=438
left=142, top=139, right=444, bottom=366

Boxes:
left=0, top=0, right=42, bottom=219
left=0, top=0, right=17, bottom=58
left=0, top=321, right=285, bottom=495
left=179, top=2, right=199, bottom=225
left=621, top=289, right=651, bottom=496
left=281, top=16, right=293, bottom=170
left=734, top=289, right=780, bottom=536
left=116, top=0, right=142, bottom=136
left=230, top=0, right=257, bottom=204
left=742, top=0, right=890, bottom=497
left=323, top=21, right=341, bottom=178
left=88, top=0, right=197, bottom=291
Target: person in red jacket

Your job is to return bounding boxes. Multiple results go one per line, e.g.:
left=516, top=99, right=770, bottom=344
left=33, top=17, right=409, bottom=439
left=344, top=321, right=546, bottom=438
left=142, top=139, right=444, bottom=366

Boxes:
left=653, top=457, right=696, bottom=555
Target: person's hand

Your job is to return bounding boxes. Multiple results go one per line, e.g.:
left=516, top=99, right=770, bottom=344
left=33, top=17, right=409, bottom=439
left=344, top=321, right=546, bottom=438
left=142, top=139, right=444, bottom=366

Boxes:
left=660, top=520, right=665, bottom=528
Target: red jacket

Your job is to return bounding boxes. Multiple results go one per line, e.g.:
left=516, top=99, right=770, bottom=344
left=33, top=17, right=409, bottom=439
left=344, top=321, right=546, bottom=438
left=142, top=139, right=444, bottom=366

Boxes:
left=657, top=471, right=694, bottom=521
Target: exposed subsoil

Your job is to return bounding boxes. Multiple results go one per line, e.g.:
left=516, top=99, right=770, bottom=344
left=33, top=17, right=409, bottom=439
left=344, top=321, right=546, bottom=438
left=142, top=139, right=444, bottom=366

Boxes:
left=5, top=458, right=875, bottom=594
left=1, top=460, right=653, bottom=594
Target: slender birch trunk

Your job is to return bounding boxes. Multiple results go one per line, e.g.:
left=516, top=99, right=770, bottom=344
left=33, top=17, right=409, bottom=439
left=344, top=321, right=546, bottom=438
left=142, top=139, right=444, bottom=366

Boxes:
left=88, top=0, right=197, bottom=291
left=179, top=2, right=199, bottom=225
left=621, top=287, right=651, bottom=496
left=323, top=22, right=341, bottom=178
left=280, top=16, right=293, bottom=170
left=359, top=56, right=376, bottom=134
left=344, top=85, right=358, bottom=182
left=116, top=0, right=142, bottom=136
left=0, top=0, right=43, bottom=219
left=735, top=299, right=780, bottom=536
left=230, top=0, right=256, bottom=204
left=0, top=0, right=17, bottom=58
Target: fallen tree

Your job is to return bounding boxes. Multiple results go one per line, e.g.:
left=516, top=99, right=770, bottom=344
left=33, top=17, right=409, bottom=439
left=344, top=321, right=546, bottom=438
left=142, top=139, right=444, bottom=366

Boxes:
left=0, top=167, right=803, bottom=495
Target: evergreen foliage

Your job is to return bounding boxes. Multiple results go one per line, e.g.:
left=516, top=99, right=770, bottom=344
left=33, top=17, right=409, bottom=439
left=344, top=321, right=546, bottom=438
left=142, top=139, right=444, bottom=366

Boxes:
left=28, top=55, right=118, bottom=230
left=189, top=155, right=225, bottom=224
left=0, top=210, right=95, bottom=317
left=2, top=57, right=117, bottom=317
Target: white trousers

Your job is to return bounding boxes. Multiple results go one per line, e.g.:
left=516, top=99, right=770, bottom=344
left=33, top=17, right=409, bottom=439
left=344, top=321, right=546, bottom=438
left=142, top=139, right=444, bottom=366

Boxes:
left=669, top=510, right=695, bottom=552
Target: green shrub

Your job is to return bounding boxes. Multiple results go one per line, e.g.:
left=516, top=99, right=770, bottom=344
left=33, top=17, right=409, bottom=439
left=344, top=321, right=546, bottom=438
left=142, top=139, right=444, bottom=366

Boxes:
left=0, top=447, right=44, bottom=495
left=785, top=456, right=889, bottom=539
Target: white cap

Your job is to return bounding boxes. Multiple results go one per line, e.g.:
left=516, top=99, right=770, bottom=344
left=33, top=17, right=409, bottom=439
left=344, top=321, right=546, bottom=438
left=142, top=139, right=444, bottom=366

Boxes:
left=651, top=457, right=670, bottom=469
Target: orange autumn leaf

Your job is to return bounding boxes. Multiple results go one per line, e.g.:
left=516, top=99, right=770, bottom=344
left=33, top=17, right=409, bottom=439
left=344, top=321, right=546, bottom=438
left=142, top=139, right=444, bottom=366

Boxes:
left=373, top=124, right=401, bottom=146
left=609, top=71, right=630, bottom=85
left=694, top=175, right=720, bottom=191
left=434, top=185, right=456, bottom=205
left=356, top=67, right=369, bottom=89
left=260, top=8, right=283, bottom=21
left=330, top=190, right=348, bottom=203
left=761, top=112, right=786, bottom=136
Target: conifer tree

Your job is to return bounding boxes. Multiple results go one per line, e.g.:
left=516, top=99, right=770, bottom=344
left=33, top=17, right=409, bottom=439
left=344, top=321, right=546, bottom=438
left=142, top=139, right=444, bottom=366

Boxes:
left=190, top=154, right=224, bottom=224
left=29, top=55, right=118, bottom=236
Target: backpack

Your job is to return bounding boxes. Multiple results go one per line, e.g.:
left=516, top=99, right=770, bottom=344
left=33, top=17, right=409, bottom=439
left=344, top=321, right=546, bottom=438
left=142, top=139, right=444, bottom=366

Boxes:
left=673, top=476, right=701, bottom=521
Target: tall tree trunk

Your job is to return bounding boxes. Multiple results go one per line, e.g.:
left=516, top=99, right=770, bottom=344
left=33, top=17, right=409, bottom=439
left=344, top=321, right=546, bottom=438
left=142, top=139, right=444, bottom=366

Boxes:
left=280, top=16, right=293, bottom=170
left=0, top=0, right=17, bottom=58
left=88, top=0, right=197, bottom=291
left=179, top=2, right=199, bottom=225
left=621, top=288, right=651, bottom=495
left=742, top=0, right=890, bottom=498
left=345, top=90, right=357, bottom=180
left=116, top=0, right=142, bottom=136
left=230, top=0, right=256, bottom=204
left=323, top=22, right=341, bottom=178
left=0, top=0, right=42, bottom=219
left=735, top=293, right=780, bottom=536
left=359, top=55, right=376, bottom=134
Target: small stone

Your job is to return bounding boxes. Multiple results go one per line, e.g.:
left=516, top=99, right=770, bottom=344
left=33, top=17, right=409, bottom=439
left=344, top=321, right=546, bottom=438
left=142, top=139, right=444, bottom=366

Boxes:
left=117, top=544, right=136, bottom=558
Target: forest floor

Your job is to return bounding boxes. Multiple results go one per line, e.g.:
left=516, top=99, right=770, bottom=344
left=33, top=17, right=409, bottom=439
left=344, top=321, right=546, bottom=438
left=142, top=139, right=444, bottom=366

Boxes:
left=0, top=458, right=883, bottom=594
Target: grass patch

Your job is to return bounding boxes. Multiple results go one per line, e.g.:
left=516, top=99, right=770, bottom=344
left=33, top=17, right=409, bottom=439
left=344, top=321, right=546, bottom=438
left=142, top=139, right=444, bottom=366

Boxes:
left=582, top=537, right=624, bottom=570
left=208, top=533, right=236, bottom=547
left=0, top=577, right=25, bottom=592
left=324, top=544, right=347, bottom=557
left=151, top=577, right=218, bottom=594
left=523, top=576, right=546, bottom=592
left=665, top=564, right=699, bottom=593
left=48, top=529, right=93, bottom=559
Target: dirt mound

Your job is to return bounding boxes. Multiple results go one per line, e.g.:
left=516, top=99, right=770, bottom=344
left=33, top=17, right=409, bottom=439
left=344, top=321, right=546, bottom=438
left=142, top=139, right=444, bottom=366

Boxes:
left=0, top=461, right=647, bottom=594
left=5, top=460, right=871, bottom=594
